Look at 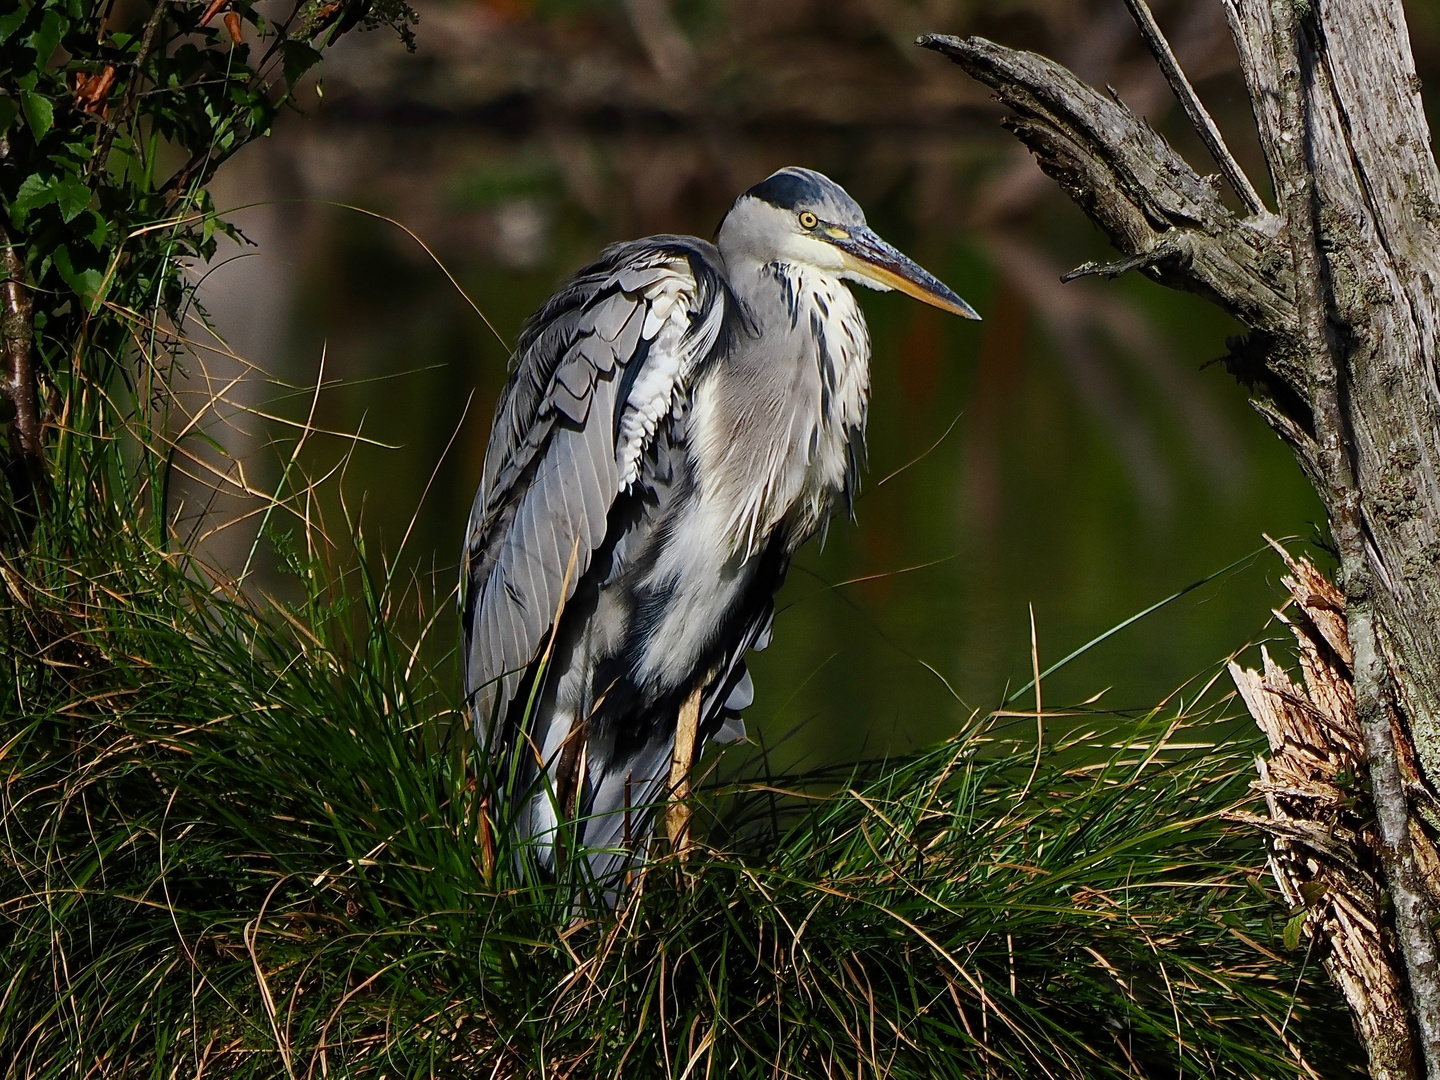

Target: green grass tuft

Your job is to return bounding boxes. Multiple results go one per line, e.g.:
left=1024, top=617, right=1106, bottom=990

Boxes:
left=0, top=480, right=1358, bottom=1075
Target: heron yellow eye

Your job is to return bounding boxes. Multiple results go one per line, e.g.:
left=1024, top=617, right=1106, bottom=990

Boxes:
left=798, top=211, right=818, bottom=229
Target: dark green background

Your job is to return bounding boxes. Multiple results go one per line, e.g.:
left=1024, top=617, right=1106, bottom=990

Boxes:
left=192, top=0, right=1440, bottom=769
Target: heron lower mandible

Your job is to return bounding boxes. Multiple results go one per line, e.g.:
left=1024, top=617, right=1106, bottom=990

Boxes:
left=460, top=167, right=979, bottom=883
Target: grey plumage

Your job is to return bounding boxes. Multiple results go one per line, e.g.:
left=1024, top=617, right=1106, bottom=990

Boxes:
left=460, top=167, right=978, bottom=885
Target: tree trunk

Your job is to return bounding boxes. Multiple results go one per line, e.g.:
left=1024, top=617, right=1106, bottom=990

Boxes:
left=919, top=1, right=1440, bottom=1074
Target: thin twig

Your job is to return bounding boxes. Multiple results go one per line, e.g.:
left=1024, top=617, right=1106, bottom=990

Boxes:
left=620, top=0, right=697, bottom=86
left=1121, top=0, right=1267, bottom=216
left=91, top=0, right=171, bottom=178
left=1018, top=604, right=1043, bottom=803
left=1268, top=0, right=1440, bottom=1071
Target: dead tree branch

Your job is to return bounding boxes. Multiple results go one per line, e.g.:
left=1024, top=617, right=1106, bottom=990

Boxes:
left=1119, top=0, right=1267, bottom=215
left=1266, top=0, right=1440, bottom=1067
left=921, top=2, right=1440, bottom=1069
left=917, top=35, right=1296, bottom=344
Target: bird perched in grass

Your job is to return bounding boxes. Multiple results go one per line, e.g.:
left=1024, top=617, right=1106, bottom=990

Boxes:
left=461, top=167, right=979, bottom=884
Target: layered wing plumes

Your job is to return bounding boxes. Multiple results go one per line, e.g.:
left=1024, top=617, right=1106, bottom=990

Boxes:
left=461, top=238, right=764, bottom=878
left=462, top=239, right=729, bottom=734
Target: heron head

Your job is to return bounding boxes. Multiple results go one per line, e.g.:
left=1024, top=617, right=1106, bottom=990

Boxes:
left=717, top=167, right=980, bottom=320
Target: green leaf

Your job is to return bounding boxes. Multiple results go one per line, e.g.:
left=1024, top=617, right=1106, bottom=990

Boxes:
left=52, top=244, right=107, bottom=308
left=11, top=173, right=55, bottom=217
left=1282, top=909, right=1308, bottom=952
left=20, top=91, right=53, bottom=141
left=280, top=41, right=323, bottom=88
left=54, top=177, right=92, bottom=223
left=80, top=210, right=109, bottom=248
left=0, top=7, right=28, bottom=44
left=1297, top=880, right=1327, bottom=905
left=29, top=8, right=65, bottom=67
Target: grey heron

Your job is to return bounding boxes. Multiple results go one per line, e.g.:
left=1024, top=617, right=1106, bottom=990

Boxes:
left=461, top=166, right=979, bottom=881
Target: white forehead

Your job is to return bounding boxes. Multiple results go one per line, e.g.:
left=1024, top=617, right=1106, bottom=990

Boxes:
left=716, top=196, right=847, bottom=271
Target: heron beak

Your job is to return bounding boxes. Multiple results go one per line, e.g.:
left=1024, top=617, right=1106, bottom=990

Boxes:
left=832, top=227, right=981, bottom=320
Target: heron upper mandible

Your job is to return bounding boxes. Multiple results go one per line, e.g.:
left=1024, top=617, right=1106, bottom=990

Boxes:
left=461, top=166, right=979, bottom=882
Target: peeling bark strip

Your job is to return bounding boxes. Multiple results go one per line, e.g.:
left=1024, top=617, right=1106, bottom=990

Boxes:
left=921, top=1, right=1440, bottom=1071
left=1228, top=544, right=1424, bottom=1080
left=0, top=222, right=43, bottom=465
left=666, top=685, right=703, bottom=858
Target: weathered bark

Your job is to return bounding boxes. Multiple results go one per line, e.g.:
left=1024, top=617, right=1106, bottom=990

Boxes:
left=0, top=219, right=45, bottom=517
left=920, top=1, right=1440, bottom=1073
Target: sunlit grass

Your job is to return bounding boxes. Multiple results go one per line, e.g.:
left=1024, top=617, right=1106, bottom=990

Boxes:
left=0, top=471, right=1356, bottom=1075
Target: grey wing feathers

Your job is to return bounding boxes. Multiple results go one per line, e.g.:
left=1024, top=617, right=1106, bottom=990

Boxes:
left=461, top=237, right=731, bottom=736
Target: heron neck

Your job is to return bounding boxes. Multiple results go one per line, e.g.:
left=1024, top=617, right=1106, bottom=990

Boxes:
left=721, top=254, right=838, bottom=332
